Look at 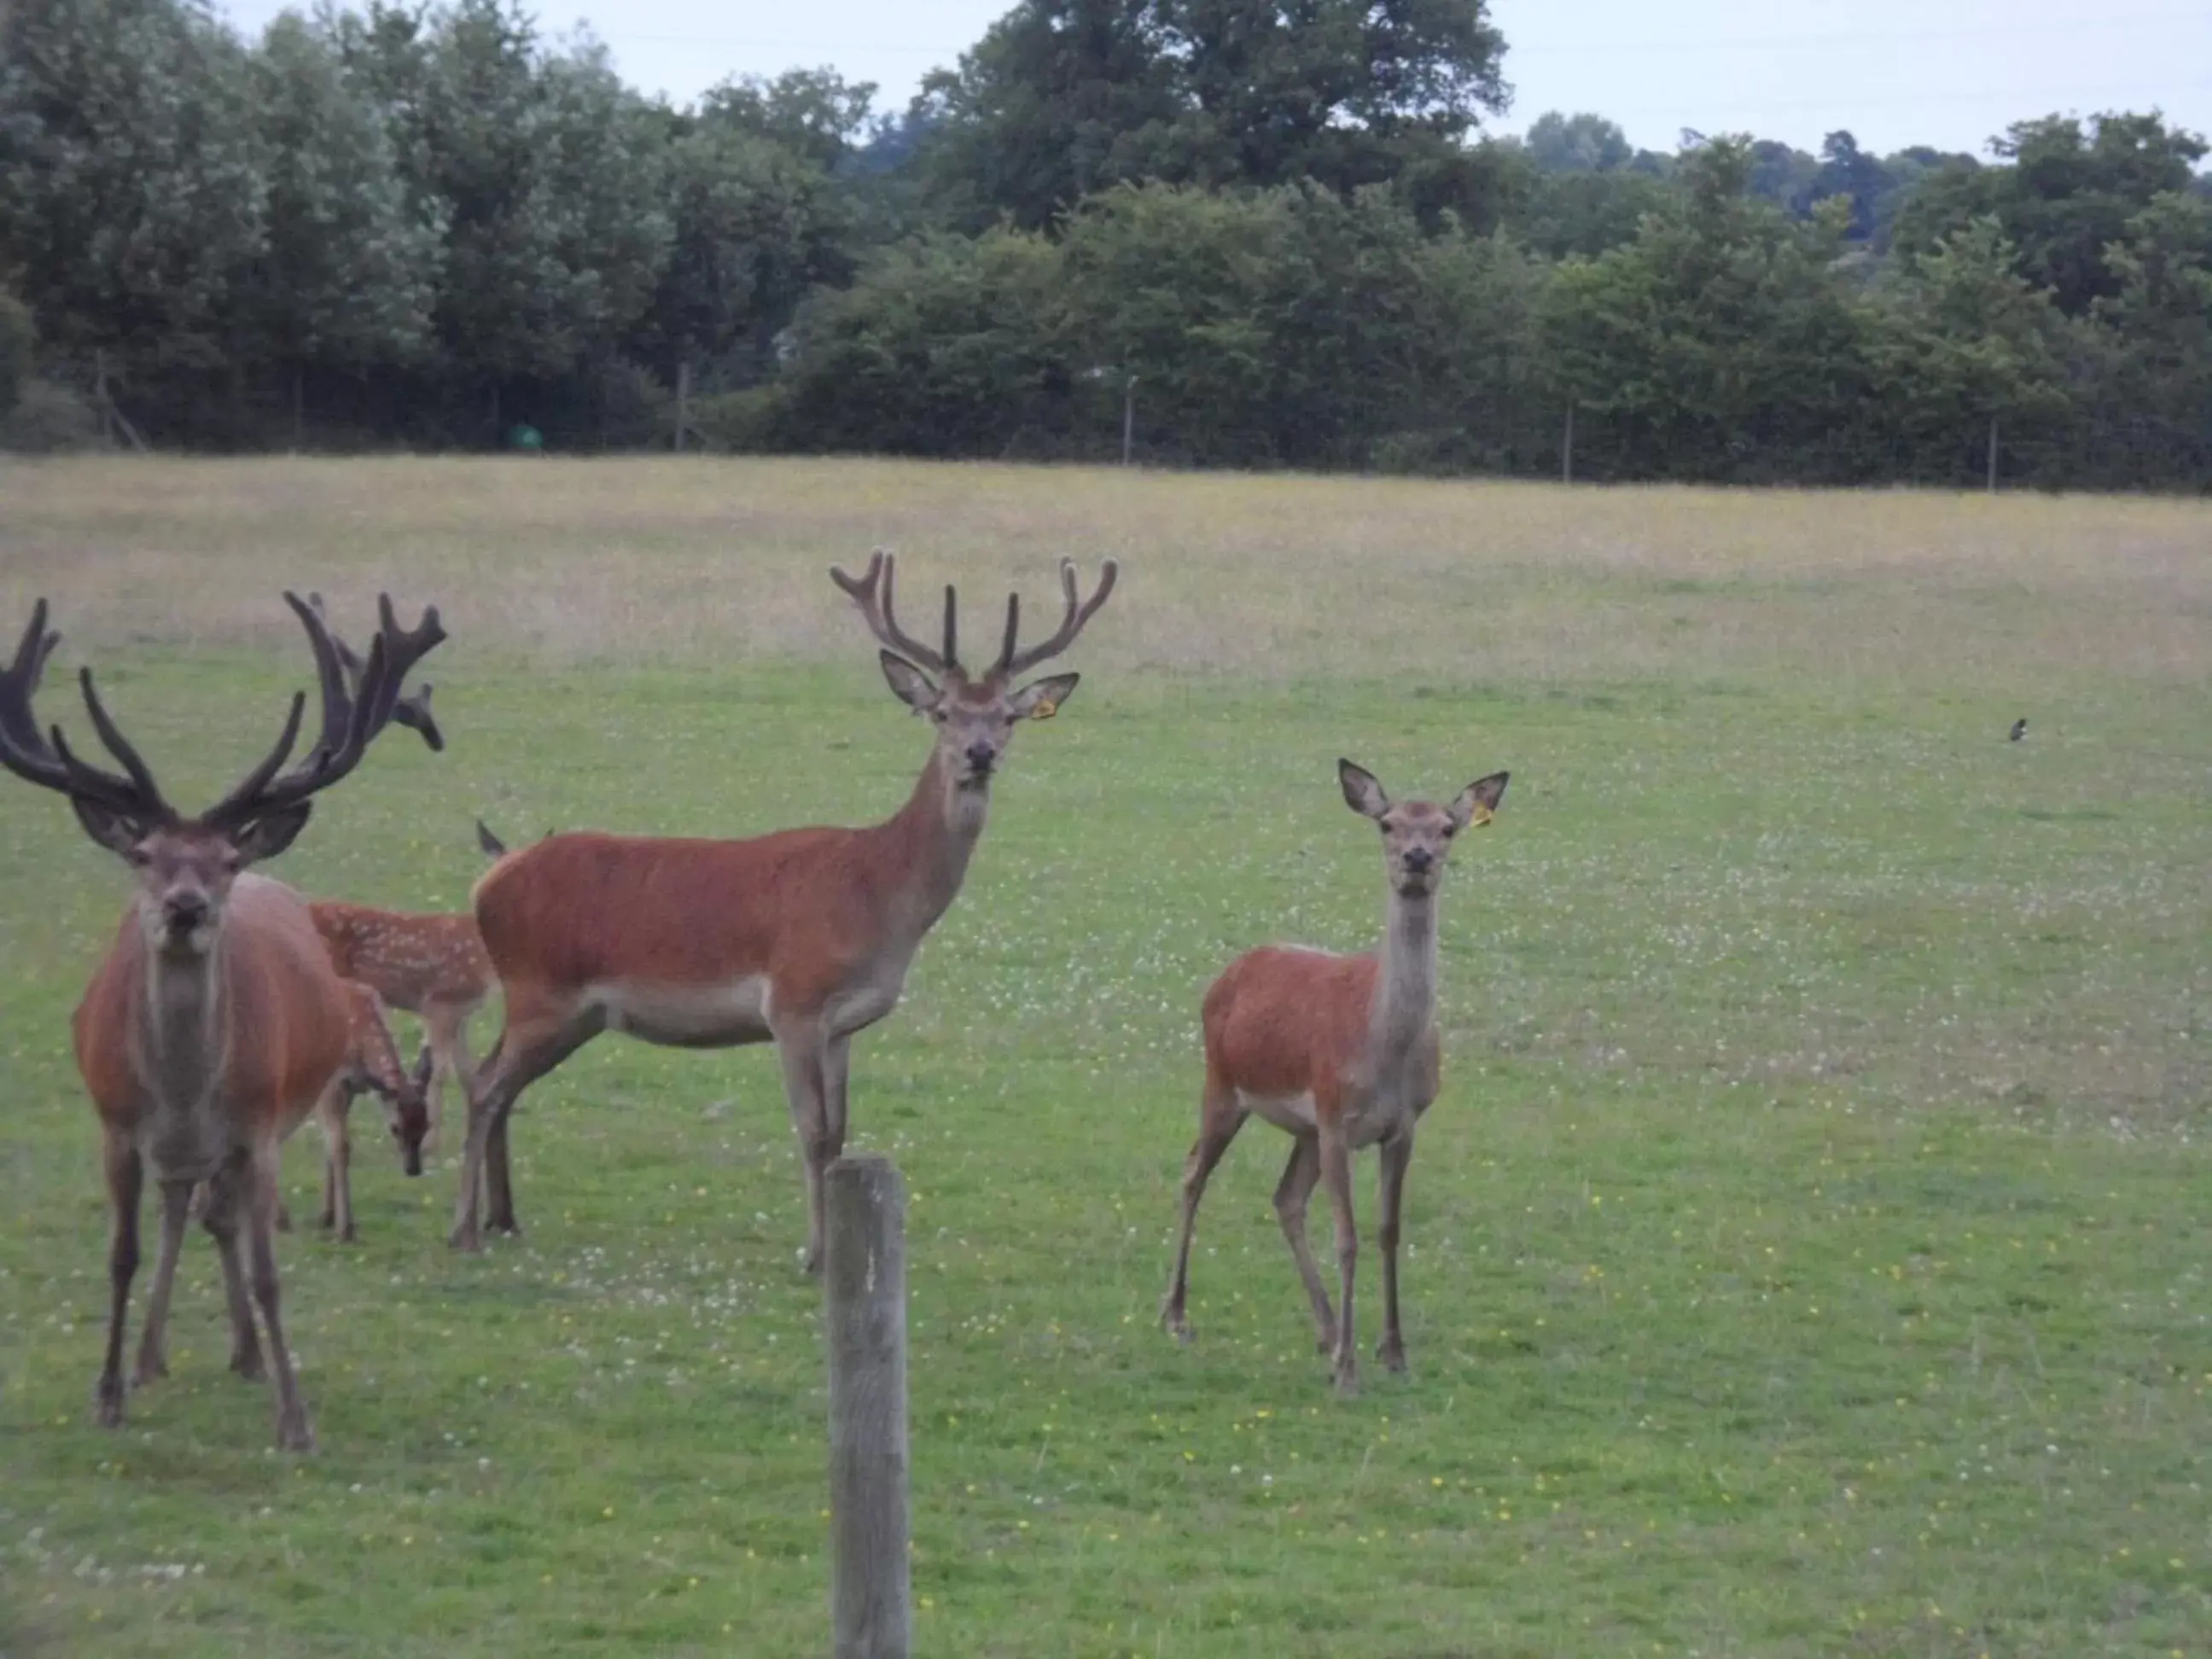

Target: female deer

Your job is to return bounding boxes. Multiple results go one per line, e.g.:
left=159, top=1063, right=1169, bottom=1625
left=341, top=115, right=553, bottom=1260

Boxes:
left=1162, top=760, right=1508, bottom=1394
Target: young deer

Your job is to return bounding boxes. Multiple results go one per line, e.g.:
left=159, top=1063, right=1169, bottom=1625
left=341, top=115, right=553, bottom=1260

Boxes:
left=450, top=551, right=1115, bottom=1261
left=0, top=592, right=445, bottom=1450
left=309, top=899, right=493, bottom=1150
left=313, top=981, right=435, bottom=1243
left=1162, top=760, right=1509, bottom=1395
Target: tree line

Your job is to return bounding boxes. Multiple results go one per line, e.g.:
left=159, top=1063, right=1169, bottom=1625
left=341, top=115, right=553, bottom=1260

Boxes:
left=2, top=0, right=2207, bottom=489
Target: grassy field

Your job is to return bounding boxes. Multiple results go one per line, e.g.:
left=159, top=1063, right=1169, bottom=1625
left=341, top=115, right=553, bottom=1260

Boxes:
left=1, top=457, right=2208, bottom=1656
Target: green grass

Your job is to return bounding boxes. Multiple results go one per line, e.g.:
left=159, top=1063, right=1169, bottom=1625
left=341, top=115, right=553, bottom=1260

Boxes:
left=2, top=460, right=2209, bottom=1656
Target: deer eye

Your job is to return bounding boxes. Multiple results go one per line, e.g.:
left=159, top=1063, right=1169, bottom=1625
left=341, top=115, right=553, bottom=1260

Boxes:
left=125, top=846, right=153, bottom=868
left=1441, top=824, right=1458, bottom=839
left=929, top=708, right=948, bottom=725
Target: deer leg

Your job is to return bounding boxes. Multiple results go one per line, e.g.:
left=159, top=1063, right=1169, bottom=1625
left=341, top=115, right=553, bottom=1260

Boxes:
left=1376, top=1130, right=1413, bottom=1375
left=92, top=1133, right=143, bottom=1428
left=484, top=1108, right=517, bottom=1235
left=200, top=1166, right=265, bottom=1382
left=132, top=1179, right=193, bottom=1388
left=451, top=1001, right=598, bottom=1252
left=1272, top=1133, right=1338, bottom=1353
left=423, top=1004, right=475, bottom=1153
left=1160, top=1086, right=1245, bottom=1343
left=772, top=1016, right=835, bottom=1274
left=1318, top=1126, right=1359, bottom=1397
left=316, top=1082, right=354, bottom=1243
left=243, top=1144, right=313, bottom=1453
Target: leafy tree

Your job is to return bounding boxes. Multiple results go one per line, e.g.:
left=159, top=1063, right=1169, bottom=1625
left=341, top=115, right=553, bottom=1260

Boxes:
left=1522, top=111, right=1631, bottom=174
left=773, top=230, right=1068, bottom=455
left=911, top=0, right=1184, bottom=231
left=245, top=11, right=442, bottom=410
left=0, top=0, right=268, bottom=381
left=1539, top=138, right=1877, bottom=480
left=1867, top=217, right=2067, bottom=480
left=535, top=40, right=672, bottom=370
left=914, top=0, right=1511, bottom=229
left=2076, top=192, right=2212, bottom=483
left=1895, top=113, right=2211, bottom=314
left=0, top=291, right=32, bottom=415
left=701, top=68, right=876, bottom=172
left=633, top=119, right=851, bottom=382
left=1810, top=131, right=1886, bottom=240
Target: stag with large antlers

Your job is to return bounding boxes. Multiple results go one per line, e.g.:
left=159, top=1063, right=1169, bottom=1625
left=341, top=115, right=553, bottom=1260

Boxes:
left=0, top=593, right=446, bottom=1450
left=451, top=551, right=1116, bottom=1260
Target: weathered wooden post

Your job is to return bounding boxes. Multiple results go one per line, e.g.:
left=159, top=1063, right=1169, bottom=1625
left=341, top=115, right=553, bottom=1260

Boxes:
left=1986, top=413, right=2000, bottom=494
left=824, top=1155, right=911, bottom=1659
left=1121, top=375, right=1138, bottom=467
left=1562, top=400, right=1575, bottom=485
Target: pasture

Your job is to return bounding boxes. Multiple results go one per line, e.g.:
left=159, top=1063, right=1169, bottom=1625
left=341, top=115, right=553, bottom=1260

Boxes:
left=1, top=457, right=2208, bottom=1656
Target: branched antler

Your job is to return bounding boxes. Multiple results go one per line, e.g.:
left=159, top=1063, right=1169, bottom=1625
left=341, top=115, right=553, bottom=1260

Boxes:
left=833, top=550, right=1118, bottom=683
left=830, top=550, right=956, bottom=675
left=200, top=591, right=445, bottom=830
left=0, top=602, right=176, bottom=824
left=998, top=557, right=1119, bottom=678
left=307, top=592, right=444, bottom=752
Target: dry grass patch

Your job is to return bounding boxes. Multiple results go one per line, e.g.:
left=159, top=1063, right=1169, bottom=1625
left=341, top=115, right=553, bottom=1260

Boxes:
left=3, top=456, right=2207, bottom=684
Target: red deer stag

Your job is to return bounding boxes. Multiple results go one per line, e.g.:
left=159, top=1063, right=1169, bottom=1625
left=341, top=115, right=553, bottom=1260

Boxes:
left=0, top=593, right=445, bottom=1449
left=1162, top=760, right=1509, bottom=1395
left=451, top=551, right=1116, bottom=1260
left=314, top=981, right=436, bottom=1242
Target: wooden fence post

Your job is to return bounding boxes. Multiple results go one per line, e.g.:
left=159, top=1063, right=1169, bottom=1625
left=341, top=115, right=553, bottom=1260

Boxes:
left=675, top=361, right=691, bottom=453
left=1121, top=375, right=1138, bottom=467
left=1562, top=401, right=1575, bottom=486
left=824, top=1155, right=910, bottom=1659
left=1986, top=413, right=2000, bottom=494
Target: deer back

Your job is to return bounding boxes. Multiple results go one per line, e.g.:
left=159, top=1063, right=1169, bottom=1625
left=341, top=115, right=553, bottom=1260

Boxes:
left=472, top=827, right=910, bottom=1007
left=311, top=899, right=491, bottom=1011
left=1202, top=946, right=1385, bottom=1104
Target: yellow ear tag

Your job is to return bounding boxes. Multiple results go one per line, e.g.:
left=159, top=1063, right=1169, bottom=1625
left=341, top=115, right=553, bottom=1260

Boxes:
left=1469, top=805, right=1495, bottom=829
left=1030, top=698, right=1058, bottom=721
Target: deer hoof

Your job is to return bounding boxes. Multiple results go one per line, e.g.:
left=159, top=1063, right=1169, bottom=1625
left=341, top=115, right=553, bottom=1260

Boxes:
left=276, top=1412, right=317, bottom=1455
left=1333, top=1365, right=1361, bottom=1399
left=1376, top=1337, right=1408, bottom=1375
left=91, top=1376, right=126, bottom=1428
left=230, top=1345, right=267, bottom=1382
left=131, top=1353, right=168, bottom=1388
left=448, top=1224, right=483, bottom=1253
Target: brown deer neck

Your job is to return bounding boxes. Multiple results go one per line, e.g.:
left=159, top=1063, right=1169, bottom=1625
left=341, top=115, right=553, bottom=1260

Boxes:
left=1371, top=885, right=1440, bottom=1058
left=135, top=930, right=231, bottom=1114
left=873, top=744, right=989, bottom=937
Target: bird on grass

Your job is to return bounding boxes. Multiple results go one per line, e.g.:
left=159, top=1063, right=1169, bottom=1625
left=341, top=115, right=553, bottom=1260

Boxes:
left=2009, top=718, right=2028, bottom=742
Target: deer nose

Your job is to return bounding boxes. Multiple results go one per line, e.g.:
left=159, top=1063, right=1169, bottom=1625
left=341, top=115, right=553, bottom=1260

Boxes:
left=965, top=742, right=997, bottom=771
left=1402, top=847, right=1435, bottom=874
left=165, top=893, right=210, bottom=928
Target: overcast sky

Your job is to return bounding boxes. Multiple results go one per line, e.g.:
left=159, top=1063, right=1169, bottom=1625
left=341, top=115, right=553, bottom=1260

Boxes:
left=216, top=1, right=2212, bottom=160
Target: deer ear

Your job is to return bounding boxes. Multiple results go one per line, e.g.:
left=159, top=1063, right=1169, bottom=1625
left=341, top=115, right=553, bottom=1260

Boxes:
left=1009, top=672, right=1079, bottom=720
left=230, top=801, right=314, bottom=866
left=1338, top=760, right=1390, bottom=821
left=1450, top=771, right=1510, bottom=830
left=879, top=651, right=940, bottom=713
left=69, top=798, right=152, bottom=859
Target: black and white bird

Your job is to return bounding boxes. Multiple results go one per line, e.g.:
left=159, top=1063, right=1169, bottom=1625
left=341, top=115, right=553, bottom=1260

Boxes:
left=2008, top=718, right=2028, bottom=742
